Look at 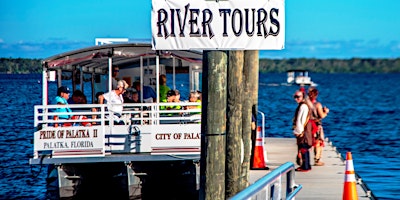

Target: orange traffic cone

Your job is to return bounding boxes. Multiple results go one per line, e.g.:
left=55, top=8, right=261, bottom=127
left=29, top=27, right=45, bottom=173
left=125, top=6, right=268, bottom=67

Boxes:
left=343, top=152, right=358, bottom=200
left=251, top=126, right=269, bottom=170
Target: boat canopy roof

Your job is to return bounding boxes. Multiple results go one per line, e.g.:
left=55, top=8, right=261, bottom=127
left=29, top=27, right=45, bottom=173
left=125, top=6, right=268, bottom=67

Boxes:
left=42, top=43, right=203, bottom=74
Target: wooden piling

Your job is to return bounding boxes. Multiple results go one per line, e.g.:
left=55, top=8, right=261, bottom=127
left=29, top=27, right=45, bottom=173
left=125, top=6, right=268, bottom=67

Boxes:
left=241, top=50, right=259, bottom=188
left=200, top=50, right=228, bottom=200
left=226, top=50, right=244, bottom=198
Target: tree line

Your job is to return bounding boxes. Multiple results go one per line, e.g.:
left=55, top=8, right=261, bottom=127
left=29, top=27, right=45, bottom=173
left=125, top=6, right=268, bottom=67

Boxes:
left=0, top=58, right=42, bottom=74
left=1, top=57, right=400, bottom=74
left=259, top=58, right=400, bottom=73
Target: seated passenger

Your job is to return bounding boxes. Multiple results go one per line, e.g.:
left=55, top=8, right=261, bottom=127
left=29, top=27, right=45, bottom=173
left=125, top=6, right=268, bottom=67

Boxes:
left=174, top=89, right=181, bottom=103
left=196, top=90, right=202, bottom=101
left=123, top=88, right=140, bottom=103
left=186, top=91, right=201, bottom=110
left=160, top=90, right=181, bottom=112
left=67, top=89, right=87, bottom=104
left=131, top=90, right=140, bottom=103
left=132, top=81, right=157, bottom=103
left=67, top=89, right=88, bottom=113
left=53, top=86, right=73, bottom=127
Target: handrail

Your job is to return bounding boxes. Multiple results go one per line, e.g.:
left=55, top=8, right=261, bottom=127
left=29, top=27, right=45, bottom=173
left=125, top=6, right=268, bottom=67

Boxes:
left=257, top=111, right=267, bottom=161
left=229, top=162, right=302, bottom=200
left=258, top=111, right=265, bottom=137
left=34, top=102, right=203, bottom=127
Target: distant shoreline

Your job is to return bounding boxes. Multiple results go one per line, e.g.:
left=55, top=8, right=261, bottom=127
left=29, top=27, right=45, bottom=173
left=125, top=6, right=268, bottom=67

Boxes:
left=1, top=57, right=400, bottom=74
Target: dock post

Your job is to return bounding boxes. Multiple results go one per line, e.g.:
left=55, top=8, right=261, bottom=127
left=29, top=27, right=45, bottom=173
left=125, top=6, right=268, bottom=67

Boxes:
left=199, top=50, right=227, bottom=200
left=226, top=50, right=244, bottom=197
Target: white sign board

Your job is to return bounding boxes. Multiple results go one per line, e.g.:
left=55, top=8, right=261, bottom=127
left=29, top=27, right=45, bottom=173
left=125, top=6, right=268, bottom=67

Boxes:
left=34, top=127, right=105, bottom=157
left=151, top=124, right=201, bottom=155
left=152, top=0, right=285, bottom=50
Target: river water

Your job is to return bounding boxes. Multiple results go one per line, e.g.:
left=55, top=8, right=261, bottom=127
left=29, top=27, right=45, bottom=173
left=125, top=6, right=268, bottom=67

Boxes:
left=0, top=73, right=399, bottom=199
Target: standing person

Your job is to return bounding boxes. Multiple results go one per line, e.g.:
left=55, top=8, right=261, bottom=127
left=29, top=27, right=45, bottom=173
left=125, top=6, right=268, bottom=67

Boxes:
left=292, top=90, right=313, bottom=172
left=159, top=74, right=170, bottom=102
left=53, top=86, right=73, bottom=127
left=112, top=65, right=120, bottom=90
left=307, top=87, right=330, bottom=166
left=98, top=80, right=129, bottom=125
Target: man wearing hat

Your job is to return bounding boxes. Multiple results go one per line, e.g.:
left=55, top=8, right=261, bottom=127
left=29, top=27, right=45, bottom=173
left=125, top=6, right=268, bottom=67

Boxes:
left=160, top=90, right=181, bottom=111
left=53, top=86, right=73, bottom=126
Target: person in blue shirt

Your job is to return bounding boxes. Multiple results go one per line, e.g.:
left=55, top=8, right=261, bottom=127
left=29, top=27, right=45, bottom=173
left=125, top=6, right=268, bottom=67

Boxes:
left=132, top=81, right=157, bottom=102
left=53, top=86, right=73, bottom=126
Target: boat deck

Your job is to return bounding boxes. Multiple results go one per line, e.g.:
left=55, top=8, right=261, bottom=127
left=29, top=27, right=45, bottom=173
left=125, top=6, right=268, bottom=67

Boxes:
left=249, top=137, right=374, bottom=199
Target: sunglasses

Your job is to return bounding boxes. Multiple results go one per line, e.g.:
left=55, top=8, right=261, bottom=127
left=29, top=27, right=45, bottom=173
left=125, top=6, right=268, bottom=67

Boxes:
left=293, top=95, right=302, bottom=99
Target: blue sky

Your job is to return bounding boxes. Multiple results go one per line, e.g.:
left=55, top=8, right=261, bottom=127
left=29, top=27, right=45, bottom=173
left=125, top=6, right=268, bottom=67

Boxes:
left=1, top=0, right=400, bottom=59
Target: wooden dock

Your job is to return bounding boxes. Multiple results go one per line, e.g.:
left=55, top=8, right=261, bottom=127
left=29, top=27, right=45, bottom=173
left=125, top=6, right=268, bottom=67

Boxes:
left=249, top=137, right=373, bottom=200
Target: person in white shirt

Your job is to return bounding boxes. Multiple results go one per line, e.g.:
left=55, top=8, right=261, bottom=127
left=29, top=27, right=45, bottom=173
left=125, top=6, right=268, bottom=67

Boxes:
left=293, top=91, right=309, bottom=137
left=99, top=80, right=129, bottom=124
left=292, top=90, right=313, bottom=172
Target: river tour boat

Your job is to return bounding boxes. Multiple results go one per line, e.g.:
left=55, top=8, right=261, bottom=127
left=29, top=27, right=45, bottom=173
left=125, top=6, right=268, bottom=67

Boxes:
left=30, top=43, right=206, bottom=199
left=286, top=69, right=317, bottom=86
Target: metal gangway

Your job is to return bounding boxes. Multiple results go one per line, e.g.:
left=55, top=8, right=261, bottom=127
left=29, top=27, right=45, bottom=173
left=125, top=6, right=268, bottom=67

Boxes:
left=230, top=162, right=302, bottom=200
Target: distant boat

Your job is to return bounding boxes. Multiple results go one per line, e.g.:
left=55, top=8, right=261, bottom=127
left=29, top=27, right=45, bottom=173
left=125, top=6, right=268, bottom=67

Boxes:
left=286, top=69, right=318, bottom=86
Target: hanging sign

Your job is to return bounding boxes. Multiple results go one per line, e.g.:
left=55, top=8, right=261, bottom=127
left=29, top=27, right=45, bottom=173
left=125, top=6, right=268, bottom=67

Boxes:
left=151, top=0, right=285, bottom=50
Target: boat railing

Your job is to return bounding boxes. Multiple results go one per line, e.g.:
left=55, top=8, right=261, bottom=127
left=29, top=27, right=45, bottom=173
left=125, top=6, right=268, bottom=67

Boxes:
left=229, top=162, right=302, bottom=200
left=32, top=101, right=203, bottom=159
left=34, top=102, right=202, bottom=128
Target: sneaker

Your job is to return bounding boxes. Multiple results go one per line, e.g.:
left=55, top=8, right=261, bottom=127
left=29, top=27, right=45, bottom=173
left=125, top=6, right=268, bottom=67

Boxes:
left=314, top=161, right=325, bottom=166
left=295, top=167, right=311, bottom=172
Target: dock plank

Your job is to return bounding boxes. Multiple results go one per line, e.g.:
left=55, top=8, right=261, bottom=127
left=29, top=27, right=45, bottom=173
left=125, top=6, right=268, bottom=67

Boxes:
left=249, top=137, right=371, bottom=199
